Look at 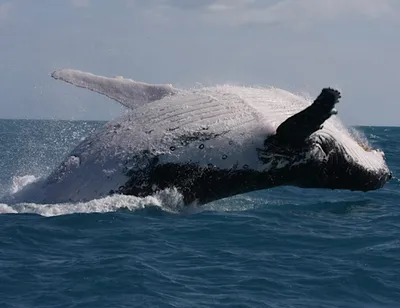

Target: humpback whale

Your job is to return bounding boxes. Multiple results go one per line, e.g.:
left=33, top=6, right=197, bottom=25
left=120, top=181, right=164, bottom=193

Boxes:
left=16, top=69, right=392, bottom=205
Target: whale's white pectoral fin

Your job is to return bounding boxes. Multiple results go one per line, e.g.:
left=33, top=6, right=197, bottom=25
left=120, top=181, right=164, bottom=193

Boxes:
left=51, top=69, right=178, bottom=109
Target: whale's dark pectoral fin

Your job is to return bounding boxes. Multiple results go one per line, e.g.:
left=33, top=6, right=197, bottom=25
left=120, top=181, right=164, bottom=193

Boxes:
left=275, top=88, right=341, bottom=146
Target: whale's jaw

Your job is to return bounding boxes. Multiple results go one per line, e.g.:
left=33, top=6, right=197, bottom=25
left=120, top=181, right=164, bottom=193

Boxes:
left=320, top=152, right=392, bottom=192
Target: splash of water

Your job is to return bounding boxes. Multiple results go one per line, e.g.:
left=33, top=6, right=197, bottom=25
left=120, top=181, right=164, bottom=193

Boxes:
left=0, top=173, right=189, bottom=217
left=0, top=174, right=267, bottom=217
left=0, top=186, right=186, bottom=217
left=10, top=175, right=39, bottom=194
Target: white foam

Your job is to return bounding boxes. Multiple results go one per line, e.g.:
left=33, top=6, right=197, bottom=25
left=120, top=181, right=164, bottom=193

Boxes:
left=0, top=187, right=185, bottom=217
left=10, top=175, right=39, bottom=194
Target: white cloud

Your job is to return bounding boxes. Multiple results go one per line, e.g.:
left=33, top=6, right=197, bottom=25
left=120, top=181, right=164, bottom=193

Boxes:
left=204, top=0, right=397, bottom=26
left=71, top=0, right=90, bottom=8
left=123, top=0, right=397, bottom=27
left=264, top=0, right=394, bottom=21
left=0, top=2, right=13, bottom=21
left=208, top=0, right=255, bottom=12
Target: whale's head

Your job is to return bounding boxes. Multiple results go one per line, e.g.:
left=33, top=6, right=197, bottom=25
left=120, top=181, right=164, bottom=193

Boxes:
left=306, top=130, right=392, bottom=192
left=306, top=130, right=391, bottom=191
left=256, top=85, right=392, bottom=193
left=260, top=128, right=392, bottom=192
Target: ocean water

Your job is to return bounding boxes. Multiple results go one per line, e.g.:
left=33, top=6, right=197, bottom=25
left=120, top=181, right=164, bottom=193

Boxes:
left=0, top=119, right=399, bottom=308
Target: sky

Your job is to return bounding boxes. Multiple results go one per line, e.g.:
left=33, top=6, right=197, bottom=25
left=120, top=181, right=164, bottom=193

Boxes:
left=0, top=0, right=399, bottom=126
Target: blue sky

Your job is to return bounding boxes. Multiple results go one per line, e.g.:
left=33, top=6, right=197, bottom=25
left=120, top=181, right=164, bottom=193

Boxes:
left=0, top=0, right=399, bottom=125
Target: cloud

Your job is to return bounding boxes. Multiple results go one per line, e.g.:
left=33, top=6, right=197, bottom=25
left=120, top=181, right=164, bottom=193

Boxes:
left=207, top=0, right=255, bottom=12
left=0, top=2, right=13, bottom=21
left=122, top=0, right=397, bottom=27
left=71, top=0, right=90, bottom=8
left=203, top=0, right=397, bottom=26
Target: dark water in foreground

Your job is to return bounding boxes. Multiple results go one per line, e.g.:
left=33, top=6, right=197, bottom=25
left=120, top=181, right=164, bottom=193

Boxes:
left=0, top=119, right=399, bottom=308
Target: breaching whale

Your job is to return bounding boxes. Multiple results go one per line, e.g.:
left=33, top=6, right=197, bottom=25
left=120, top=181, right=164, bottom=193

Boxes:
left=16, top=69, right=392, bottom=205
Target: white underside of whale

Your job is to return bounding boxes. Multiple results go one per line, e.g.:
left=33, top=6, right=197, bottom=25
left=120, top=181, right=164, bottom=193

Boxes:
left=13, top=69, right=389, bottom=204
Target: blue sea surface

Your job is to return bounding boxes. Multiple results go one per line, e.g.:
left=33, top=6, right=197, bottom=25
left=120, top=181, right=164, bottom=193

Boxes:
left=0, top=119, right=399, bottom=308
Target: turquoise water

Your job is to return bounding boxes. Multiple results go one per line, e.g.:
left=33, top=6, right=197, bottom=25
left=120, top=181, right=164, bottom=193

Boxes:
left=0, top=119, right=399, bottom=308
